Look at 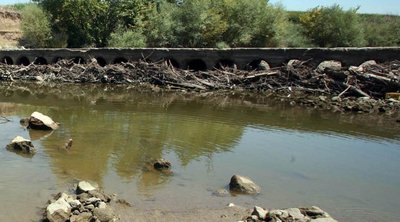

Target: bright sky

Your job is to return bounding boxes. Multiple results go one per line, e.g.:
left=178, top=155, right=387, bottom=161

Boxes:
left=270, top=0, right=399, bottom=15
left=0, top=0, right=399, bottom=15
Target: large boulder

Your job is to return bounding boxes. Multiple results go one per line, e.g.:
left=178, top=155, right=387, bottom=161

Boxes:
left=229, top=175, right=261, bottom=194
left=28, top=111, right=59, bottom=130
left=6, top=136, right=35, bottom=154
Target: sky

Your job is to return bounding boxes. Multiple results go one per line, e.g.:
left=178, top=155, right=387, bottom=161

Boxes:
left=0, top=0, right=399, bottom=15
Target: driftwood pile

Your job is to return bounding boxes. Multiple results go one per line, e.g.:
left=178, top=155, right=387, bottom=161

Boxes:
left=0, top=58, right=399, bottom=115
left=0, top=58, right=399, bottom=98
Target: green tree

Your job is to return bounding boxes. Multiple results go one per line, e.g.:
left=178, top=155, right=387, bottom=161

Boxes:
left=145, top=0, right=295, bottom=47
left=300, top=4, right=365, bottom=47
left=20, top=4, right=52, bottom=48
left=34, top=0, right=154, bottom=47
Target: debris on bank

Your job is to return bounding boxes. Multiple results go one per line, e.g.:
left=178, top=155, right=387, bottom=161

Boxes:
left=0, top=59, right=399, bottom=115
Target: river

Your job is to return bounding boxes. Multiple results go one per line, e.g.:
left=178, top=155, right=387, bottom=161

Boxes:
left=0, top=83, right=399, bottom=221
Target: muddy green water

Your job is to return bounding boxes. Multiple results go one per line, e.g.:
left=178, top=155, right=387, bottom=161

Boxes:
left=0, top=84, right=400, bottom=222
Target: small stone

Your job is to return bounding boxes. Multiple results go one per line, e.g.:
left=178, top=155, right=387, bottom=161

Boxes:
left=300, top=206, right=329, bottom=218
left=77, top=181, right=97, bottom=194
left=88, top=190, right=112, bottom=202
left=316, top=60, right=342, bottom=73
left=72, top=210, right=80, bottom=215
left=287, top=59, right=302, bottom=69
left=98, top=202, right=107, bottom=209
left=311, top=218, right=338, bottom=222
left=331, top=96, right=341, bottom=102
left=70, top=212, right=93, bottom=222
left=349, top=65, right=363, bottom=72
left=46, top=194, right=71, bottom=222
left=35, top=76, right=44, bottom=82
left=77, top=193, right=91, bottom=202
left=152, top=158, right=171, bottom=171
left=228, top=203, right=235, bottom=207
left=319, top=96, right=327, bottom=102
left=68, top=199, right=82, bottom=208
left=65, top=139, right=73, bottom=150
left=85, top=204, right=95, bottom=212
left=250, top=215, right=258, bottom=221
left=258, top=60, right=270, bottom=70
left=47, top=209, right=70, bottom=222
left=359, top=60, right=377, bottom=69
left=252, top=206, right=268, bottom=220
left=93, top=207, right=114, bottom=222
left=286, top=208, right=305, bottom=220
left=212, top=189, right=230, bottom=197
left=229, top=175, right=261, bottom=194
left=85, top=197, right=101, bottom=205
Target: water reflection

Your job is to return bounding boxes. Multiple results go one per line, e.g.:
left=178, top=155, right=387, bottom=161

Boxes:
left=1, top=83, right=400, bottom=222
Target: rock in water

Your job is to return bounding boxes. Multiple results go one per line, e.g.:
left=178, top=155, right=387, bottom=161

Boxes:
left=28, top=111, right=59, bottom=130
left=6, top=136, right=36, bottom=154
left=65, top=139, right=73, bottom=150
left=152, top=158, right=171, bottom=171
left=76, top=181, right=97, bottom=194
left=229, top=175, right=261, bottom=194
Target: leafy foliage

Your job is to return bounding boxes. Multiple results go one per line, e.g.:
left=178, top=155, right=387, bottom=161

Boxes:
left=20, top=4, right=52, bottom=48
left=33, top=0, right=154, bottom=47
left=109, top=28, right=147, bottom=48
left=361, top=14, right=400, bottom=46
left=19, top=1, right=400, bottom=48
left=144, top=0, right=296, bottom=47
left=299, top=4, right=365, bottom=47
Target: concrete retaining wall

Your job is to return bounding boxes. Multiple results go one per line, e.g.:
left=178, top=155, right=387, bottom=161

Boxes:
left=1, top=47, right=399, bottom=70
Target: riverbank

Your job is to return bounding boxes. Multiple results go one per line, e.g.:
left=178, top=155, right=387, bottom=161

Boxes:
left=0, top=59, right=399, bottom=118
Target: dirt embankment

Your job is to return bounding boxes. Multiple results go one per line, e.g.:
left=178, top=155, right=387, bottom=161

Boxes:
left=0, top=7, right=21, bottom=48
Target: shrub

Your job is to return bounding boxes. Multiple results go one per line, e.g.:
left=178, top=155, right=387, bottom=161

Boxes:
left=300, top=4, right=365, bottom=47
left=20, top=4, right=51, bottom=48
left=145, top=0, right=294, bottom=47
left=361, top=14, right=400, bottom=46
left=109, top=29, right=147, bottom=48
